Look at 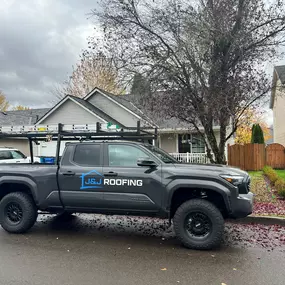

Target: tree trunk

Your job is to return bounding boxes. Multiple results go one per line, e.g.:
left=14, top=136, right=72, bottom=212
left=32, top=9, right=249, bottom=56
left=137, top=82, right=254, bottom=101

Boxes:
left=203, top=123, right=227, bottom=165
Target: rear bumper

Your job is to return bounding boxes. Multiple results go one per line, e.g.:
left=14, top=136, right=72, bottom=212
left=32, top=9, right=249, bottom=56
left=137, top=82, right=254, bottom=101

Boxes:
left=229, top=192, right=254, bottom=219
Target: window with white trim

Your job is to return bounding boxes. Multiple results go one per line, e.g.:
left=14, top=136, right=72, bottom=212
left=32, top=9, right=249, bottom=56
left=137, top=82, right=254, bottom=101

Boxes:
left=178, top=134, right=206, bottom=153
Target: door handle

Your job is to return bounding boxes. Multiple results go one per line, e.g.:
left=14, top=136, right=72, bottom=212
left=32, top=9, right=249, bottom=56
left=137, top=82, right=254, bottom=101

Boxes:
left=62, top=171, right=75, bottom=176
left=104, top=172, right=118, bottom=177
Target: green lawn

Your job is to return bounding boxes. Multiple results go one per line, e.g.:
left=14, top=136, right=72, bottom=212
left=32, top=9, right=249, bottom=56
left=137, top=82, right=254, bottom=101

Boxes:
left=248, top=171, right=263, bottom=178
left=275, top=170, right=285, bottom=181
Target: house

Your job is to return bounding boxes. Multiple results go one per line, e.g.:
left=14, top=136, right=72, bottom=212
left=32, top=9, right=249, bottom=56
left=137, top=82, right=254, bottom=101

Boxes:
left=270, top=65, right=285, bottom=145
left=0, top=88, right=234, bottom=162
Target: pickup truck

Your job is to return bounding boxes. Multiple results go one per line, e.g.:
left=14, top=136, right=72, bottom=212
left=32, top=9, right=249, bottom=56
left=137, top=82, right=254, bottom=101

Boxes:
left=0, top=141, right=253, bottom=250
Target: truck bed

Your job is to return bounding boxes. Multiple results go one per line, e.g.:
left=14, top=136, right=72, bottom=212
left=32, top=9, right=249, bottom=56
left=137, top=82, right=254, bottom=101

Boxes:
left=0, top=164, right=60, bottom=210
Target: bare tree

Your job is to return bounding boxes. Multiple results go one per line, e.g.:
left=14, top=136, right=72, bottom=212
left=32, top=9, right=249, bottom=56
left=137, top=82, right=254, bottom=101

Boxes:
left=90, top=0, right=285, bottom=164
left=55, top=51, right=123, bottom=100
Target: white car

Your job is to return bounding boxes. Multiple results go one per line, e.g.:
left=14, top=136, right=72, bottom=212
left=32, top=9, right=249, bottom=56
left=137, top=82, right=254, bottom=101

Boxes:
left=0, top=148, right=41, bottom=164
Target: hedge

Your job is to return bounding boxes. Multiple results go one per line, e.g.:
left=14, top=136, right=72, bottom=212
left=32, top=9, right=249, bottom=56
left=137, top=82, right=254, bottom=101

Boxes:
left=263, top=166, right=285, bottom=198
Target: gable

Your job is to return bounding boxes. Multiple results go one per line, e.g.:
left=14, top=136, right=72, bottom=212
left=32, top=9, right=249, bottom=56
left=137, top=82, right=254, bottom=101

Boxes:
left=39, top=98, right=106, bottom=125
left=86, top=91, right=143, bottom=127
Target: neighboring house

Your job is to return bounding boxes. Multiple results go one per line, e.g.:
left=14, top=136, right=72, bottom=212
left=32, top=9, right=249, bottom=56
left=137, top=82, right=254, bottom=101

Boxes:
left=265, top=126, right=274, bottom=145
left=270, top=65, right=285, bottom=146
left=0, top=108, right=49, bottom=155
left=0, top=88, right=234, bottom=162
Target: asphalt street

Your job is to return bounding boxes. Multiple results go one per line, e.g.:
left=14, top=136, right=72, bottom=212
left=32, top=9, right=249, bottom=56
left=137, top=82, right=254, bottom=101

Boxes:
left=0, top=214, right=284, bottom=285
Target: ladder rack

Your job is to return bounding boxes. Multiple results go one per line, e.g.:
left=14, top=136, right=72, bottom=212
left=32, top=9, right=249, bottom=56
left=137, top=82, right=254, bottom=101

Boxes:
left=0, top=123, right=125, bottom=135
left=0, top=121, right=158, bottom=164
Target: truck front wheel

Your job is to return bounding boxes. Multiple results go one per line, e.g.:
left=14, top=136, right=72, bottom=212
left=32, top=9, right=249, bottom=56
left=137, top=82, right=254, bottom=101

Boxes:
left=173, top=199, right=224, bottom=250
left=0, top=192, right=38, bottom=233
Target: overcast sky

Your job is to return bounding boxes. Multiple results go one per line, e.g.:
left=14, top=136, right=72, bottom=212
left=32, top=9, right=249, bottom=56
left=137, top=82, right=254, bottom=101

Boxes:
left=0, top=0, right=284, bottom=124
left=0, top=0, right=97, bottom=108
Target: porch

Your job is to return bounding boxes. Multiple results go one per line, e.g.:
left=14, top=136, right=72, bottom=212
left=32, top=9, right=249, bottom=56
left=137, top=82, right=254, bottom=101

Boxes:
left=170, top=152, right=210, bottom=164
left=159, top=132, right=211, bottom=164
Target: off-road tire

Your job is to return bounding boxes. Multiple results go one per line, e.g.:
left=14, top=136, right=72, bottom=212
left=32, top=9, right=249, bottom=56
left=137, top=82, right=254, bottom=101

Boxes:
left=0, top=192, right=38, bottom=233
left=173, top=199, right=224, bottom=250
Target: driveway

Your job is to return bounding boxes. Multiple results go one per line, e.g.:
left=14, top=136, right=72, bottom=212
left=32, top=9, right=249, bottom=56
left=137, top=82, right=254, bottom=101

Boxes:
left=0, top=214, right=284, bottom=285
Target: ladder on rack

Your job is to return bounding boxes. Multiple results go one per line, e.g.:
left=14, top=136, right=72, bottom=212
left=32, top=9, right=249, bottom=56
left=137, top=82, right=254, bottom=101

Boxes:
left=0, top=121, right=158, bottom=164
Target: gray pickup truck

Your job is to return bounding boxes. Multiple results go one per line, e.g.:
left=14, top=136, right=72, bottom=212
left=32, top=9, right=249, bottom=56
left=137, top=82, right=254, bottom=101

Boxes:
left=0, top=141, right=253, bottom=249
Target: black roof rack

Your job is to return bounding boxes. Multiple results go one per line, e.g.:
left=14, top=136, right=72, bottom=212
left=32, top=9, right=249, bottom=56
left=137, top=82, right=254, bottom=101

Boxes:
left=0, top=121, right=158, bottom=164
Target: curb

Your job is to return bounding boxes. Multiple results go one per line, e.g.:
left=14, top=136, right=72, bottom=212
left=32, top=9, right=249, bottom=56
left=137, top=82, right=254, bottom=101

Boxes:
left=229, top=215, right=285, bottom=227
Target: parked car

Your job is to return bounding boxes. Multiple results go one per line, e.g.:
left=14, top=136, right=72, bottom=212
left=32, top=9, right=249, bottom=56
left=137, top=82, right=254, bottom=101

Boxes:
left=0, top=147, right=41, bottom=164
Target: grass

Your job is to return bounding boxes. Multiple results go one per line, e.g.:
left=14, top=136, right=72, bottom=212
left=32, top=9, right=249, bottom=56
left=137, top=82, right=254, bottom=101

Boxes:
left=275, top=170, right=285, bottom=181
left=248, top=171, right=263, bottom=178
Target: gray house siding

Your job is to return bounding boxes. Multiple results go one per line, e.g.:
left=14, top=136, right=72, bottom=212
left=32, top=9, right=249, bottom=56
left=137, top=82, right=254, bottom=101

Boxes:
left=87, top=93, right=141, bottom=127
left=39, top=99, right=105, bottom=125
left=159, top=134, right=178, bottom=153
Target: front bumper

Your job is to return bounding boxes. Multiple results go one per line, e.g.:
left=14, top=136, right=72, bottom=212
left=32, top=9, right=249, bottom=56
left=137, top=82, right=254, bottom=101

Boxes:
left=229, top=192, right=254, bottom=219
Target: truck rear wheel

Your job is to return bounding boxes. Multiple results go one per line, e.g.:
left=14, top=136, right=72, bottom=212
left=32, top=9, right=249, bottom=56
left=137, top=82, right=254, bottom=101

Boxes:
left=0, top=192, right=38, bottom=233
left=173, top=199, right=224, bottom=250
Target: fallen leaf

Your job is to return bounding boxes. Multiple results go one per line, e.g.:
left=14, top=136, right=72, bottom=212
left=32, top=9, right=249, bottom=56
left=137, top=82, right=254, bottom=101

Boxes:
left=233, top=268, right=237, bottom=271
left=221, top=283, right=227, bottom=285
left=161, top=268, right=167, bottom=271
left=211, top=255, right=215, bottom=257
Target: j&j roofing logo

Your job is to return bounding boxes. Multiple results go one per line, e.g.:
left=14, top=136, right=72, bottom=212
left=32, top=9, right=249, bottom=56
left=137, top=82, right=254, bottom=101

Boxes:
left=80, top=170, right=104, bottom=190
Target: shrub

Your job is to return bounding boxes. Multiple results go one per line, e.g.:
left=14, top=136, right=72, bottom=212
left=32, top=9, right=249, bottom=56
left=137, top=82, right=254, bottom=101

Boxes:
left=263, top=166, right=279, bottom=183
left=274, top=179, right=285, bottom=198
left=251, top=124, right=265, bottom=144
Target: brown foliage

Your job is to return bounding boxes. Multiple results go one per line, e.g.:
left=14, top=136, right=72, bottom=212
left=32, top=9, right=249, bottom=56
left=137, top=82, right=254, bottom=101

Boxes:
left=55, top=51, right=123, bottom=99
left=13, top=105, right=30, bottom=111
left=0, top=91, right=9, bottom=112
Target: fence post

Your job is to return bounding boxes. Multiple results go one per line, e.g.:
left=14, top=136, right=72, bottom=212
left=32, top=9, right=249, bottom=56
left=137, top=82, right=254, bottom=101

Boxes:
left=186, top=152, right=189, bottom=163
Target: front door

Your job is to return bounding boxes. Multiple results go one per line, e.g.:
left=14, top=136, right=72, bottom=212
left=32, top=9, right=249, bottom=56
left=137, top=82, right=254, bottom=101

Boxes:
left=58, top=143, right=105, bottom=210
left=102, top=143, right=164, bottom=214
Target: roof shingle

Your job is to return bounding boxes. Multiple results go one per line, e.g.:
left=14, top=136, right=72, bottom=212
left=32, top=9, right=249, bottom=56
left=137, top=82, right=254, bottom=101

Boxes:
left=0, top=109, right=50, bottom=126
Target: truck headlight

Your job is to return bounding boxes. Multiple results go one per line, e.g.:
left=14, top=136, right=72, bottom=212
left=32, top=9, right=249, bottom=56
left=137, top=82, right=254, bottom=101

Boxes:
left=220, top=175, right=244, bottom=186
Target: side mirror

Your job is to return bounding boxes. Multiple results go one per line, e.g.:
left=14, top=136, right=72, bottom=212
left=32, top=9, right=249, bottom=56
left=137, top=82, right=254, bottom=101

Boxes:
left=137, top=157, right=157, bottom=167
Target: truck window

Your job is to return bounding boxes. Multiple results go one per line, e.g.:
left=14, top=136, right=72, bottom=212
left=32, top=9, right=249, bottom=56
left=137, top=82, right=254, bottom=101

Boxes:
left=108, top=145, right=149, bottom=167
left=73, top=144, right=101, bottom=166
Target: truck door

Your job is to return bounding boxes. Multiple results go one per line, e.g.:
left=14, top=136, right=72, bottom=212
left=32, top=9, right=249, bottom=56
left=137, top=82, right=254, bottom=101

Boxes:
left=58, top=143, right=105, bottom=210
left=102, top=143, right=164, bottom=213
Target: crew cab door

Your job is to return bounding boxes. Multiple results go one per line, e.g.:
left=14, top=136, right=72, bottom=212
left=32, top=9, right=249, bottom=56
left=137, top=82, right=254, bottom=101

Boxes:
left=58, top=143, right=104, bottom=210
left=102, top=143, right=164, bottom=213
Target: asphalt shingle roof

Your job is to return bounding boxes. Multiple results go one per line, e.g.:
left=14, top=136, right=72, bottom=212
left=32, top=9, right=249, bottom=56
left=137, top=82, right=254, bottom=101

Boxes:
left=0, top=89, right=194, bottom=130
left=101, top=92, right=195, bottom=129
left=0, top=108, right=50, bottom=126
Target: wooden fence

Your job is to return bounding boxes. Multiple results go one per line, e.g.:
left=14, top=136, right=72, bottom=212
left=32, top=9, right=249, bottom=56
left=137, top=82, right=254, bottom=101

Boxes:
left=228, top=143, right=285, bottom=171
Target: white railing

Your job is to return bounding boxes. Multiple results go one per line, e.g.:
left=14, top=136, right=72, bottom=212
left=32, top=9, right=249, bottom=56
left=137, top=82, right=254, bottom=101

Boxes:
left=170, top=153, right=210, bottom=164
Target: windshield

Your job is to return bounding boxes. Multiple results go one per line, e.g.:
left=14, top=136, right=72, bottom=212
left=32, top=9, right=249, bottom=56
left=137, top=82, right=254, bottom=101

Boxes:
left=144, top=145, right=178, bottom=164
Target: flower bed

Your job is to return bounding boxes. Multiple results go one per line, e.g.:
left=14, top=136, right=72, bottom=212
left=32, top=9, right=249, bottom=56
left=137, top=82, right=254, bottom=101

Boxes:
left=263, top=166, right=285, bottom=198
left=249, top=170, right=285, bottom=217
